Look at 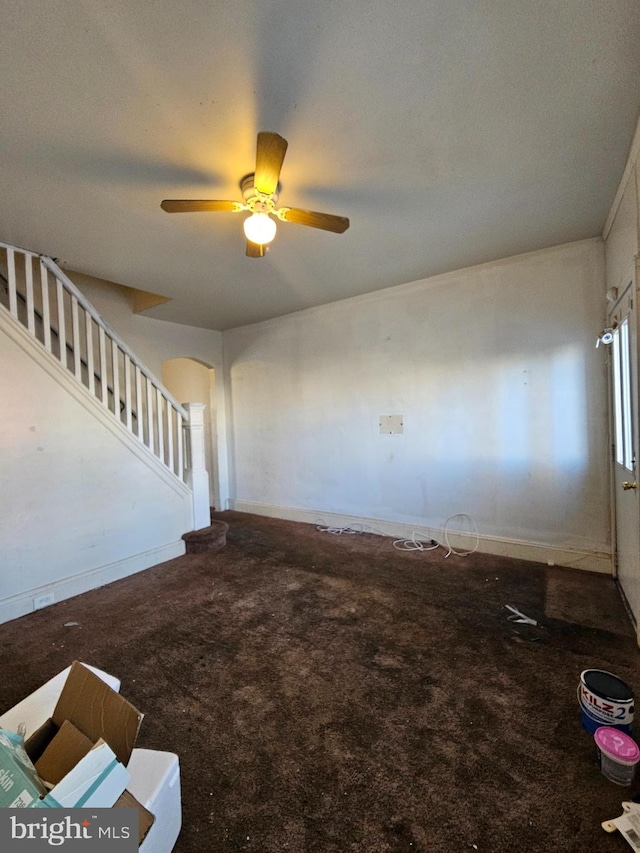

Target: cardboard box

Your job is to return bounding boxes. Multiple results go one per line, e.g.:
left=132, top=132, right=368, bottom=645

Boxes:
left=0, top=730, right=129, bottom=809
left=1, top=661, right=158, bottom=845
left=34, top=719, right=93, bottom=785
left=20, top=661, right=143, bottom=808
left=34, top=739, right=131, bottom=808
left=26, top=661, right=143, bottom=768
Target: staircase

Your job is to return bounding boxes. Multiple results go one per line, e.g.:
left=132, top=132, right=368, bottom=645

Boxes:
left=0, top=240, right=211, bottom=624
left=0, top=242, right=188, bottom=481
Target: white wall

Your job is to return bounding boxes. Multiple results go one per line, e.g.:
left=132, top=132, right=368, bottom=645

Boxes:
left=224, top=238, right=610, bottom=570
left=0, top=312, right=193, bottom=624
left=67, top=272, right=223, bottom=379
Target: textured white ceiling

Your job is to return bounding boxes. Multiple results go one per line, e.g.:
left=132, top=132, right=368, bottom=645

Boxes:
left=1, top=1, right=639, bottom=330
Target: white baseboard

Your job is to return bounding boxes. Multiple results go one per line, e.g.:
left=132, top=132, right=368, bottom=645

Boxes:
left=229, top=500, right=613, bottom=575
left=0, top=541, right=186, bottom=626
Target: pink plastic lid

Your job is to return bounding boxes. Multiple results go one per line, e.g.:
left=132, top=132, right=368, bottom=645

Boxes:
left=595, top=727, right=640, bottom=763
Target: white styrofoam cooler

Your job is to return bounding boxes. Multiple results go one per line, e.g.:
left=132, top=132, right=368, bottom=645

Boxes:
left=0, top=664, right=182, bottom=853
left=128, top=749, right=181, bottom=853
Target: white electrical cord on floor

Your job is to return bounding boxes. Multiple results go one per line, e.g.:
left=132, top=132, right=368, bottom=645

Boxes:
left=317, top=513, right=480, bottom=558
left=316, top=520, right=390, bottom=537
left=441, top=513, right=480, bottom=558
left=315, top=523, right=363, bottom=535
left=392, top=533, right=439, bottom=552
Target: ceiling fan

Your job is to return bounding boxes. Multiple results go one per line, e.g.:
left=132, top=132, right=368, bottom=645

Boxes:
left=161, top=132, right=350, bottom=258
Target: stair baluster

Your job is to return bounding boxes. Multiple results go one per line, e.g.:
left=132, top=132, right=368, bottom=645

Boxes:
left=0, top=242, right=191, bottom=487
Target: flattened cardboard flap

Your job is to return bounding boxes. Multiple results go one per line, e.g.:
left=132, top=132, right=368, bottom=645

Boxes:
left=45, top=739, right=131, bottom=808
left=114, top=789, right=155, bottom=844
left=34, top=719, right=93, bottom=785
left=52, top=662, right=143, bottom=766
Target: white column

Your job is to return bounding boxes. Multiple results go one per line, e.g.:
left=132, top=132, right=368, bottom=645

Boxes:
left=215, top=371, right=232, bottom=511
left=183, top=402, right=211, bottom=530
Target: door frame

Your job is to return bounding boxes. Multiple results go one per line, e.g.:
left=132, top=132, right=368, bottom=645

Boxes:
left=607, top=260, right=640, bottom=640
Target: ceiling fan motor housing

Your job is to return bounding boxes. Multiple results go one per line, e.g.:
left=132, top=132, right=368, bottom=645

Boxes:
left=240, top=173, right=279, bottom=211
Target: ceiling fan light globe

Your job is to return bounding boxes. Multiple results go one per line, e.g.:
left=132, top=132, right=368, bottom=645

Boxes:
left=243, top=212, right=277, bottom=245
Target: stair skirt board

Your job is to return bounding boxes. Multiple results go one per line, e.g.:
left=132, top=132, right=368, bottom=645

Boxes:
left=0, top=304, right=191, bottom=499
left=0, top=540, right=186, bottom=626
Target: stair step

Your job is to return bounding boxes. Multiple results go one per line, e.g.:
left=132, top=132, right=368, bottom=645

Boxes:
left=182, top=521, right=229, bottom=554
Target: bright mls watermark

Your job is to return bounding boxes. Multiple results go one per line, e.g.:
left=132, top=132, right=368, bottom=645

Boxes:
left=0, top=809, right=138, bottom=851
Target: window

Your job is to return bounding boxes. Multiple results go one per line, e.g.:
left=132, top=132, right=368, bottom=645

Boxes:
left=613, top=318, right=634, bottom=471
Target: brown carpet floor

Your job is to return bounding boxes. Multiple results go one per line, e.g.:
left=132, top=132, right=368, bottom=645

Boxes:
left=1, top=511, right=639, bottom=852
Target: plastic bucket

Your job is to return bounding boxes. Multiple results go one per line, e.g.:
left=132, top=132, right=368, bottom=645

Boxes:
left=578, top=670, right=634, bottom=734
left=594, top=726, right=640, bottom=786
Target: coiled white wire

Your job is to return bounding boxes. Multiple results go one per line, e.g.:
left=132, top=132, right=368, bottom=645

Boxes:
left=317, top=513, right=480, bottom=558
left=316, top=523, right=363, bottom=535
left=441, top=513, right=480, bottom=557
left=392, top=532, right=439, bottom=553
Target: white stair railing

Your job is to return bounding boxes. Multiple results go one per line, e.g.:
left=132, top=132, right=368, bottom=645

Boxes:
left=0, top=242, right=189, bottom=483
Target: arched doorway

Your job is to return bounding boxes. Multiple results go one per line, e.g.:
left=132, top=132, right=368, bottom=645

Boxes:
left=162, top=357, right=221, bottom=510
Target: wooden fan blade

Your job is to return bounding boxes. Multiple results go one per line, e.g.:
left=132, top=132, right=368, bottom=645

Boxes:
left=280, top=207, right=350, bottom=233
left=161, top=200, right=241, bottom=213
left=246, top=240, right=266, bottom=258
left=254, top=132, right=288, bottom=196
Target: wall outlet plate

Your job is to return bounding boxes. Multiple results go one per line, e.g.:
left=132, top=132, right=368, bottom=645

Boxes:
left=33, top=592, right=55, bottom=610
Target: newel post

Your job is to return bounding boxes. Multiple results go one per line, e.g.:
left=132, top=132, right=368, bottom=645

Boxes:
left=183, top=402, right=211, bottom=530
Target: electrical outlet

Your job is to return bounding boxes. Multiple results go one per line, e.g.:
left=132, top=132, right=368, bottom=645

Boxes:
left=33, top=592, right=55, bottom=611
